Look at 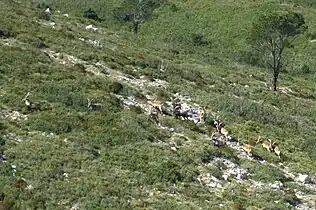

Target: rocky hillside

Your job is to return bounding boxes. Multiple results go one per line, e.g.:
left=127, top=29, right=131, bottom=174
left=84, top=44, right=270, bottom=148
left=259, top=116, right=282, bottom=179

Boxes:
left=1, top=0, right=316, bottom=209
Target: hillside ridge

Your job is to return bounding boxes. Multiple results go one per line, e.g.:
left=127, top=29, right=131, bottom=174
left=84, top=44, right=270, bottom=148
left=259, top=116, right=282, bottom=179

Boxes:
left=1, top=1, right=316, bottom=209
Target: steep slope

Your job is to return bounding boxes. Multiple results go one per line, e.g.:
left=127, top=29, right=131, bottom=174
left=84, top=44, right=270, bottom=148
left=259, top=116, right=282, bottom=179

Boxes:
left=1, top=0, right=316, bottom=209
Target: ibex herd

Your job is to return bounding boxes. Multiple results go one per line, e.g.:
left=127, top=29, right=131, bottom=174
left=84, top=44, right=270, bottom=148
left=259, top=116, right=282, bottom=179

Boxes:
left=147, top=97, right=207, bottom=126
left=256, top=136, right=282, bottom=159
left=239, top=136, right=282, bottom=160
left=146, top=96, right=283, bottom=161
left=22, top=91, right=283, bottom=161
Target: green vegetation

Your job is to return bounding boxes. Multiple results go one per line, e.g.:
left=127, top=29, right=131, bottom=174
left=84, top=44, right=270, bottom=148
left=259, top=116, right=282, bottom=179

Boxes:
left=250, top=11, right=307, bottom=91
left=1, top=0, right=316, bottom=209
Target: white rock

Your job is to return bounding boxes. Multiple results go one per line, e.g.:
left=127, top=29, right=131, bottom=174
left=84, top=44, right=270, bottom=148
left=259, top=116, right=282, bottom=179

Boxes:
left=85, top=25, right=98, bottom=31
left=26, top=185, right=34, bottom=190
left=63, top=14, right=69, bottom=17
left=85, top=25, right=93, bottom=30
left=70, top=203, right=79, bottom=210
left=222, top=174, right=229, bottom=181
left=49, top=22, right=56, bottom=29
left=45, top=8, right=51, bottom=13
left=170, top=146, right=177, bottom=152
left=295, top=174, right=310, bottom=183
left=271, top=181, right=283, bottom=190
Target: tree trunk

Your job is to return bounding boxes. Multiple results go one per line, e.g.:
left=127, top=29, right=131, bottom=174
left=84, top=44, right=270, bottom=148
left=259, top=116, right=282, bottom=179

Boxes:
left=272, top=73, right=278, bottom=91
left=133, top=21, right=139, bottom=34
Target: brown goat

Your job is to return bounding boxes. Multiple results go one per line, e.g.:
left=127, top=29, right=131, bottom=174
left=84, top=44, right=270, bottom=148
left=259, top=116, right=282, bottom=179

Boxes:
left=256, top=136, right=273, bottom=152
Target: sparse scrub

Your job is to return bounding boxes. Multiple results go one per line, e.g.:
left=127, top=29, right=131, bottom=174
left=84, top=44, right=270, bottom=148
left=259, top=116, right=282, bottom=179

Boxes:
left=24, top=110, right=83, bottom=134
left=301, top=64, right=312, bottom=74
left=243, top=161, right=290, bottom=183
left=191, top=33, right=209, bottom=46
left=16, top=33, right=48, bottom=49
left=107, top=81, right=124, bottom=94
left=1, top=0, right=316, bottom=209
left=38, top=10, right=51, bottom=21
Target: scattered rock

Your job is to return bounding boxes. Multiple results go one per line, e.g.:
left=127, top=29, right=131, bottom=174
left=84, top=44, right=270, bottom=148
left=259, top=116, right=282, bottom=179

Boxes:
left=0, top=109, right=28, bottom=121
left=45, top=7, right=51, bottom=14
left=251, top=180, right=265, bottom=189
left=295, top=174, right=311, bottom=184
left=70, top=203, right=80, bottom=210
left=26, top=184, right=34, bottom=190
left=295, top=191, right=316, bottom=210
left=11, top=165, right=17, bottom=177
left=197, top=173, right=223, bottom=188
left=85, top=25, right=98, bottom=31
left=87, top=39, right=102, bottom=48
left=270, top=181, right=283, bottom=190
left=3, top=133, right=24, bottom=142
left=49, top=22, right=56, bottom=29
left=211, top=158, right=250, bottom=182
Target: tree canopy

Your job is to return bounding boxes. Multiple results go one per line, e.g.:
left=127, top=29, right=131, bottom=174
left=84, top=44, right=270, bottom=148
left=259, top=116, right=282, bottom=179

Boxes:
left=250, top=11, right=307, bottom=91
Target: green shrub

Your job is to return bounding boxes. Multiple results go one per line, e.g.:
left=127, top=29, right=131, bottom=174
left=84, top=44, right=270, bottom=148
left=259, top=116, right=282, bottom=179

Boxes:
left=38, top=11, right=51, bottom=21
left=107, top=81, right=124, bottom=94
left=73, top=63, right=86, bottom=72
left=301, top=64, right=311, bottom=74
left=16, top=33, right=48, bottom=49
left=191, top=34, right=209, bottom=46
left=38, top=82, right=86, bottom=111
left=302, top=138, right=316, bottom=160
left=24, top=110, right=83, bottom=134
left=129, top=105, right=143, bottom=114
left=244, top=163, right=290, bottom=183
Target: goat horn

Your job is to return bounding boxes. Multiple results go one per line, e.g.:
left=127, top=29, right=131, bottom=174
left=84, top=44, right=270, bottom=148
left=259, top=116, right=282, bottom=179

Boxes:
left=22, top=92, right=30, bottom=101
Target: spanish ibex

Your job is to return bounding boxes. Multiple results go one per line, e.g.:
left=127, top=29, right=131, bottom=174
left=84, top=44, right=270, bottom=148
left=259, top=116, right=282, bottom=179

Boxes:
left=22, top=92, right=41, bottom=112
left=159, top=59, right=168, bottom=73
left=87, top=98, right=104, bottom=111
left=271, top=141, right=282, bottom=160
left=149, top=107, right=160, bottom=125
left=172, top=102, right=190, bottom=120
left=242, top=143, right=252, bottom=156
left=213, top=118, right=229, bottom=139
left=147, top=99, right=164, bottom=115
left=198, top=106, right=206, bottom=124
left=211, top=132, right=226, bottom=147
left=256, top=136, right=273, bottom=152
